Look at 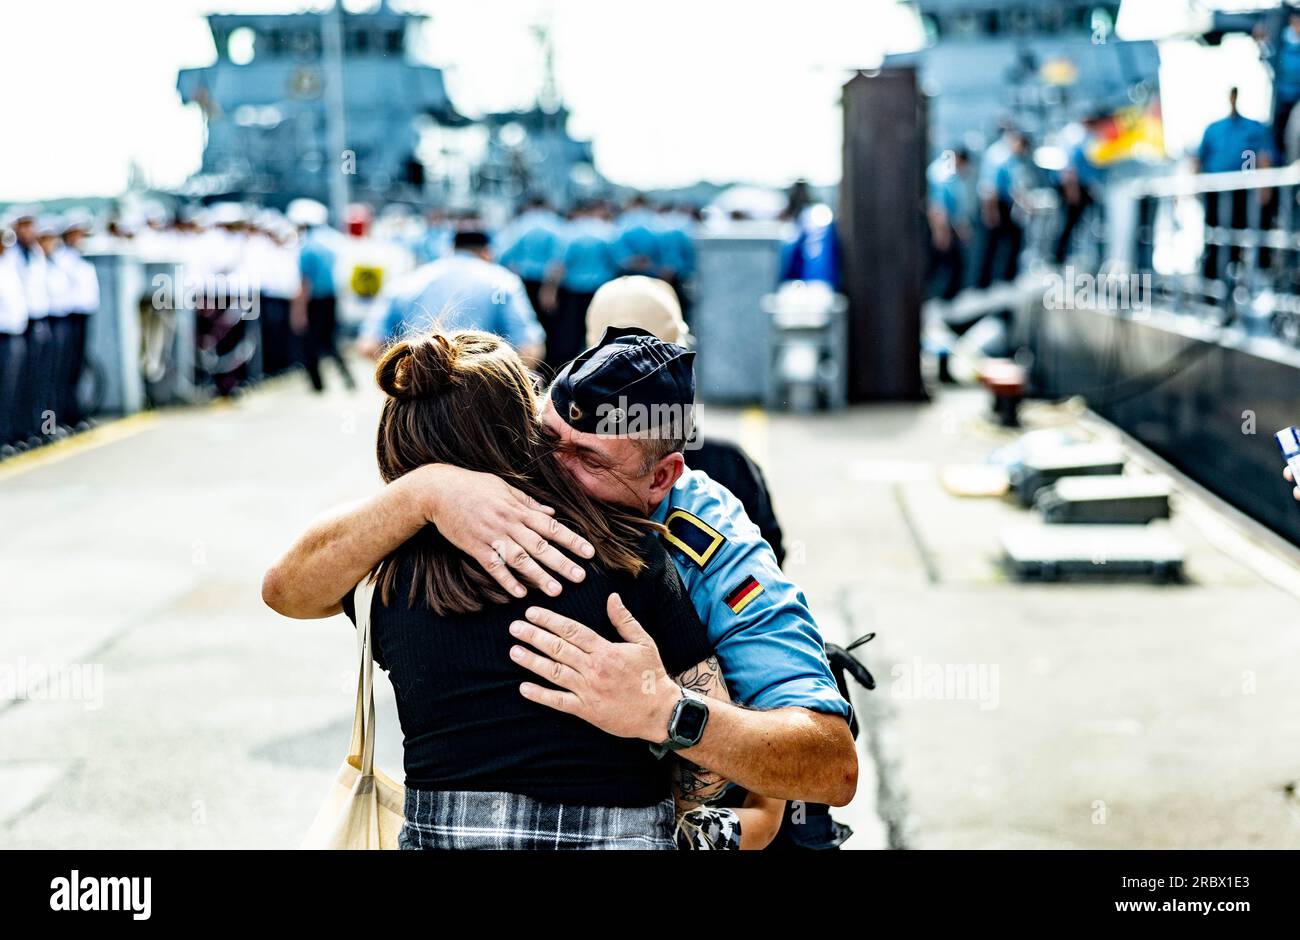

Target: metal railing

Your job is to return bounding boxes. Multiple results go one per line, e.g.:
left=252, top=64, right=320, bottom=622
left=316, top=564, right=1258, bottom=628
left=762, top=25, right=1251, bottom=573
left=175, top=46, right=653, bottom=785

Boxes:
left=1106, top=164, right=1300, bottom=341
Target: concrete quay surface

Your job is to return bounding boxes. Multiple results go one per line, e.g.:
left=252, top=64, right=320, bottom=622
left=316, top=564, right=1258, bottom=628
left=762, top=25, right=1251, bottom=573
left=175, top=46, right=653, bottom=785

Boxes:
left=2, top=368, right=1298, bottom=849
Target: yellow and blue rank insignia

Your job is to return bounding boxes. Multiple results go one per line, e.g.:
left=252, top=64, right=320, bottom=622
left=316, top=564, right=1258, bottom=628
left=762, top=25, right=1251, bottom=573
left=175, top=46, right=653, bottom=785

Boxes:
left=662, top=509, right=725, bottom=569
left=724, top=575, right=764, bottom=614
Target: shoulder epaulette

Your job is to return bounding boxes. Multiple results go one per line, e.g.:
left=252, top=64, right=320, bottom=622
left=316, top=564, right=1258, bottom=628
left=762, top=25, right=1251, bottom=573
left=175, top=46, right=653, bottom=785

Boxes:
left=661, top=509, right=726, bottom=570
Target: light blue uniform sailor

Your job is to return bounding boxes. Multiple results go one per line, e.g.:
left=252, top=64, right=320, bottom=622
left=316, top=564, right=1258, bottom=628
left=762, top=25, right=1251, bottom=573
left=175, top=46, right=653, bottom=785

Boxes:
left=495, top=203, right=565, bottom=285
left=652, top=470, right=851, bottom=717
left=363, top=230, right=544, bottom=353
left=1197, top=106, right=1275, bottom=173
left=557, top=214, right=620, bottom=294
left=612, top=202, right=662, bottom=275
left=551, top=325, right=851, bottom=719
left=655, top=209, right=696, bottom=282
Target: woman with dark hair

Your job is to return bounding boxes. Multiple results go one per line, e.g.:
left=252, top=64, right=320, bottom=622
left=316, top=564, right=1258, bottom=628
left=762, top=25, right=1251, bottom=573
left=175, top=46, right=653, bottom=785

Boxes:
left=342, top=329, right=780, bottom=849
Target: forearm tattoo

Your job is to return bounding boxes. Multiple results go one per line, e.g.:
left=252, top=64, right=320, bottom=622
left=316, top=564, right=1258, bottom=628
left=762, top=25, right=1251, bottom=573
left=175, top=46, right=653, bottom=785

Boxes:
left=673, top=757, right=725, bottom=805
left=671, top=655, right=728, bottom=806
left=677, top=655, right=722, bottom=697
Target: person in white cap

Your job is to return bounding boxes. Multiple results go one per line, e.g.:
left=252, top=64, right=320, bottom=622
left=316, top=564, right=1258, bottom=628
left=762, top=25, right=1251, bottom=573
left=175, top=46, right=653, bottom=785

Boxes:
left=9, top=207, right=54, bottom=442
left=52, top=212, right=100, bottom=427
left=37, top=217, right=77, bottom=430
left=0, top=223, right=29, bottom=449
left=246, top=210, right=299, bottom=377
left=133, top=201, right=173, bottom=261
left=288, top=198, right=354, bottom=393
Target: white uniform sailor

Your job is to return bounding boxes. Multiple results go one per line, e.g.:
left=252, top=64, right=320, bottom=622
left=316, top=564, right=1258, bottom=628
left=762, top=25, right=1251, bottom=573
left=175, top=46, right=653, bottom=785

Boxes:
left=0, top=230, right=29, bottom=448
left=8, top=207, right=54, bottom=440
left=52, top=212, right=100, bottom=426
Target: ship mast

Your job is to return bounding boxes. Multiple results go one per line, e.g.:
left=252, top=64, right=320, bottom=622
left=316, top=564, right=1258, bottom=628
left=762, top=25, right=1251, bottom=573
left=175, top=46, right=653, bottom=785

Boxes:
left=530, top=18, right=559, bottom=114
left=321, top=0, right=350, bottom=227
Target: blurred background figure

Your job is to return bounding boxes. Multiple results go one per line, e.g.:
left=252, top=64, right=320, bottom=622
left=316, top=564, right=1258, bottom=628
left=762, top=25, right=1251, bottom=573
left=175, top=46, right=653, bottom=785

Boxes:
left=0, top=220, right=28, bottom=451
left=248, top=210, right=300, bottom=379
left=37, top=216, right=75, bottom=429
left=655, top=202, right=697, bottom=323
left=612, top=193, right=661, bottom=277
left=360, top=227, right=544, bottom=368
left=412, top=208, right=453, bottom=265
left=544, top=199, right=619, bottom=372
left=39, top=213, right=99, bottom=429
left=289, top=198, right=355, bottom=394
left=1266, top=9, right=1300, bottom=163
left=51, top=213, right=100, bottom=429
left=495, top=195, right=565, bottom=352
left=1195, top=85, right=1275, bottom=173
left=10, top=207, right=54, bottom=444
left=1194, top=86, right=1275, bottom=279
left=926, top=147, right=975, bottom=299
left=496, top=195, right=564, bottom=312
left=195, top=202, right=254, bottom=398
left=975, top=126, right=1031, bottom=288
left=780, top=202, right=841, bottom=290
left=1053, top=116, right=1107, bottom=266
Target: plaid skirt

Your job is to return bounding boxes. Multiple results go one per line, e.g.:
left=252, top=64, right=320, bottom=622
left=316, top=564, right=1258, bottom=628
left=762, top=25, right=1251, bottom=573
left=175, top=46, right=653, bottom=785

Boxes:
left=399, top=788, right=678, bottom=850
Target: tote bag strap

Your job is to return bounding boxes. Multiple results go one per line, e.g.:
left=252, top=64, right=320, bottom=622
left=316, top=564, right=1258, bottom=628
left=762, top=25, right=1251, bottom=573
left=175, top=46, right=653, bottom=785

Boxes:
left=347, top=576, right=380, bottom=777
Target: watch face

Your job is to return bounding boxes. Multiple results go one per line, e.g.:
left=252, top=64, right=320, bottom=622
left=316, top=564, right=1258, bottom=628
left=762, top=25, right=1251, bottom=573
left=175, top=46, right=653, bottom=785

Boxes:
left=673, top=698, right=709, bottom=744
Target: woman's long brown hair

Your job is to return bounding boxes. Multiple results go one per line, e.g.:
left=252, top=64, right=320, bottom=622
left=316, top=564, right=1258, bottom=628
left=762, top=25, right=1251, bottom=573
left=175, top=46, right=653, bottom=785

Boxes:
left=371, top=329, right=652, bottom=614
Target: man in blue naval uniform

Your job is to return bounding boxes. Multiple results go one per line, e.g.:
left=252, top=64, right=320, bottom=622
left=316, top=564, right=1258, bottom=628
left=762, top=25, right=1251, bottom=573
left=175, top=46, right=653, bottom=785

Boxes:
left=542, top=326, right=849, bottom=719
left=539, top=328, right=857, bottom=847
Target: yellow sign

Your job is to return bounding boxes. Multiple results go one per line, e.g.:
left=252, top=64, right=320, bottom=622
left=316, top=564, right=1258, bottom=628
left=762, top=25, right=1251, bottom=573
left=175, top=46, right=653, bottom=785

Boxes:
left=351, top=265, right=384, bottom=298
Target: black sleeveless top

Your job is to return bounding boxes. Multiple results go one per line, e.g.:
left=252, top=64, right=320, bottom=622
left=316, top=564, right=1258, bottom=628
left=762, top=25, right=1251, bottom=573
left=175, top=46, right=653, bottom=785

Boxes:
left=342, top=531, right=710, bottom=807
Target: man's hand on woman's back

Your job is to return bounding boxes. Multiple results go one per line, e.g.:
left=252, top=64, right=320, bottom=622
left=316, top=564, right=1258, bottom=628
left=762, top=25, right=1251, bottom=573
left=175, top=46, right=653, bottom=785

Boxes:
left=509, top=594, right=860, bottom=806
left=509, top=593, right=682, bottom=741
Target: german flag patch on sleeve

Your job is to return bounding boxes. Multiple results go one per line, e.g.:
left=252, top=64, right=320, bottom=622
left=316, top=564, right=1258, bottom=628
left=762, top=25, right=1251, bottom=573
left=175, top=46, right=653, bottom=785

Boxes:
left=724, top=575, right=764, bottom=614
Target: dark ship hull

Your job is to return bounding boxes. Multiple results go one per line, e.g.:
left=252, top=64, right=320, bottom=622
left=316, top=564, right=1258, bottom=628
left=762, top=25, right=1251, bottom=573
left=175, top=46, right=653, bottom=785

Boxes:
left=1030, top=303, right=1300, bottom=547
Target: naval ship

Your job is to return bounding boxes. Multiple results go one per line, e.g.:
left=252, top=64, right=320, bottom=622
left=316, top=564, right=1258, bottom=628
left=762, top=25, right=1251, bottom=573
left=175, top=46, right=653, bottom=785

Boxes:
left=175, top=1, right=596, bottom=212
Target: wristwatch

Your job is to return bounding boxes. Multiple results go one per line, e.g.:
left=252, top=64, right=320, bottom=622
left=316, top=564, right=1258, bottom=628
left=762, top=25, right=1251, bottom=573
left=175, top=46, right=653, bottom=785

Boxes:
left=649, top=685, right=710, bottom=759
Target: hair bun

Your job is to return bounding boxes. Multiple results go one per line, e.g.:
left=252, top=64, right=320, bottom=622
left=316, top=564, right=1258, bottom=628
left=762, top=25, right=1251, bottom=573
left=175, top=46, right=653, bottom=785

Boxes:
left=376, top=334, right=460, bottom=401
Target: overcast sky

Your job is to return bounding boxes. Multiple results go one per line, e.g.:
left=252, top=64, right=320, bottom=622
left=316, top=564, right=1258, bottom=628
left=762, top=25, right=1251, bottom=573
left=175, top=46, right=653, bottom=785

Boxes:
left=0, top=0, right=1281, bottom=202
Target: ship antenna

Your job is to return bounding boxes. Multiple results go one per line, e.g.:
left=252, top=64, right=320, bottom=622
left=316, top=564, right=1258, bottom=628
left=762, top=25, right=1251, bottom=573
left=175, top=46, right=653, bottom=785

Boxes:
left=529, top=18, right=560, bottom=113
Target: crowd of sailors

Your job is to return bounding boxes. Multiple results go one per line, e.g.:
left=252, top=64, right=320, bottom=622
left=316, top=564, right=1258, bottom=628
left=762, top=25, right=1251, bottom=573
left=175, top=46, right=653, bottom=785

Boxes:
left=0, top=189, right=836, bottom=458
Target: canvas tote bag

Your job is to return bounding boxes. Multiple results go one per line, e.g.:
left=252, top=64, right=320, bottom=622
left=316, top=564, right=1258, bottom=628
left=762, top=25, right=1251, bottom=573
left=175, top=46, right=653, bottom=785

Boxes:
left=301, top=576, right=405, bottom=849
